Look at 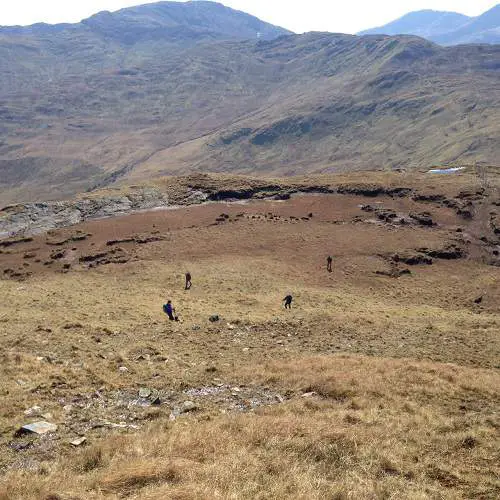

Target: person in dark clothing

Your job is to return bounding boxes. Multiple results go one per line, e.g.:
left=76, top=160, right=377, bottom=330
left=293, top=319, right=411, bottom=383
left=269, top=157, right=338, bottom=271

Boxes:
left=164, top=300, right=177, bottom=321
left=327, top=255, right=333, bottom=273
left=283, top=295, right=293, bottom=309
left=185, top=272, right=192, bottom=290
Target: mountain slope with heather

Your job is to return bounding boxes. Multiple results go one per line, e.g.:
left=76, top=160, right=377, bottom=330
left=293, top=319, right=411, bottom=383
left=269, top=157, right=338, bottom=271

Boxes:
left=0, top=2, right=499, bottom=204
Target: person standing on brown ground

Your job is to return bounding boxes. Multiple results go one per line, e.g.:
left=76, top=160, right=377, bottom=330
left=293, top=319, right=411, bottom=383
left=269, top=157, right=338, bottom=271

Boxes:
left=185, top=272, right=192, bottom=290
left=327, top=255, right=333, bottom=273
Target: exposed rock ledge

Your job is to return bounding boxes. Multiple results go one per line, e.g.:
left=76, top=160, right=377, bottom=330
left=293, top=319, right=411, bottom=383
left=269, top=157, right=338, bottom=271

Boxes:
left=1, top=178, right=418, bottom=238
left=0, top=187, right=170, bottom=238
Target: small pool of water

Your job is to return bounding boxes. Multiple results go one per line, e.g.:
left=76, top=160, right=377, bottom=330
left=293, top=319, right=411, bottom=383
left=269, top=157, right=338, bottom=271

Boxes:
left=428, top=167, right=466, bottom=174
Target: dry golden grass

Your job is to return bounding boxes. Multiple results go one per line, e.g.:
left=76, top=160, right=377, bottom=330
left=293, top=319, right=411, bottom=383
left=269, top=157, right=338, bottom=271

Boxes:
left=0, top=355, right=498, bottom=499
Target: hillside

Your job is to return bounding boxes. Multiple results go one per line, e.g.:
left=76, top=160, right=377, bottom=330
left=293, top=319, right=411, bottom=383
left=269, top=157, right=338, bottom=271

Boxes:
left=359, top=4, right=500, bottom=45
left=0, top=170, right=499, bottom=498
left=0, top=2, right=499, bottom=204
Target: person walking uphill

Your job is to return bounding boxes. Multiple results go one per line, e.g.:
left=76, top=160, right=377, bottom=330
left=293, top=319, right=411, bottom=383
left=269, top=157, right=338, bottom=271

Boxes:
left=283, top=295, right=293, bottom=309
left=185, top=272, right=192, bottom=290
left=163, top=300, right=178, bottom=321
left=327, top=255, right=333, bottom=273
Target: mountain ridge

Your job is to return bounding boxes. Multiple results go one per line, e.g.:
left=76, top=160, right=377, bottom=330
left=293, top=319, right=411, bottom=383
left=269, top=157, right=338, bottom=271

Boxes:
left=359, top=4, right=500, bottom=45
left=0, top=3, right=498, bottom=204
left=0, top=1, right=292, bottom=41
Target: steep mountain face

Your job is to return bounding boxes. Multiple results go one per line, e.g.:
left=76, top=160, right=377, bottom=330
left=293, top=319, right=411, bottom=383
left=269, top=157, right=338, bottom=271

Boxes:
left=359, top=5, right=500, bottom=45
left=0, top=3, right=499, bottom=204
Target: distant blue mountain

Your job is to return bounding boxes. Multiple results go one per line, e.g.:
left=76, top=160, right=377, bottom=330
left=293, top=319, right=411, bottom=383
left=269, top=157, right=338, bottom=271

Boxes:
left=359, top=5, right=500, bottom=45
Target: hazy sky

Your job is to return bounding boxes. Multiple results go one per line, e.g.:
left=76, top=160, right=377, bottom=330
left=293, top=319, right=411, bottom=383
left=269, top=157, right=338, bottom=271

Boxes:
left=0, top=0, right=498, bottom=33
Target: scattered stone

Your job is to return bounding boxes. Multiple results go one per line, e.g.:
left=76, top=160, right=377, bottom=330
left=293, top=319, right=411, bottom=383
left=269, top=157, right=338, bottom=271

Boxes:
left=24, top=406, right=42, bottom=417
left=139, top=388, right=152, bottom=399
left=36, top=326, right=52, bottom=333
left=274, top=193, right=290, bottom=200
left=360, top=204, right=375, bottom=212
left=181, top=401, right=197, bottom=413
left=474, top=296, right=483, bottom=304
left=50, top=250, right=66, bottom=260
left=9, top=441, right=33, bottom=452
left=150, top=392, right=161, bottom=406
left=70, top=437, right=87, bottom=447
left=63, top=323, right=83, bottom=330
left=409, top=212, right=435, bottom=226
left=17, top=421, right=57, bottom=436
left=302, top=392, right=317, bottom=398
left=209, top=315, right=220, bottom=323
left=392, top=252, right=433, bottom=266
left=79, top=248, right=129, bottom=266
left=118, top=366, right=129, bottom=373
left=376, top=209, right=398, bottom=222
left=376, top=266, right=412, bottom=278
left=412, top=193, right=446, bottom=203
left=192, top=325, right=201, bottom=331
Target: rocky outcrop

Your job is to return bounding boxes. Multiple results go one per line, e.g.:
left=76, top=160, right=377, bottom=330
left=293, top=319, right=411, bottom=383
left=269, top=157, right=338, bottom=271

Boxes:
left=0, top=188, right=169, bottom=238
left=337, top=184, right=412, bottom=197
left=409, top=212, right=435, bottom=226
left=419, top=245, right=466, bottom=260
left=392, top=252, right=433, bottom=265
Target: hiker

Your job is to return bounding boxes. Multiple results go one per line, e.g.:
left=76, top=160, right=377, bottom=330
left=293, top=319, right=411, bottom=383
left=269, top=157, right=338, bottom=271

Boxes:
left=185, top=272, right=192, bottom=290
left=163, top=300, right=178, bottom=321
left=327, top=255, right=333, bottom=273
left=283, top=295, right=293, bottom=309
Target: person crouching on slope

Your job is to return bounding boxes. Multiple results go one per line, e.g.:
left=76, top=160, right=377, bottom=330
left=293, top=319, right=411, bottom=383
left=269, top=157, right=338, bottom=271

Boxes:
left=163, top=300, right=178, bottom=321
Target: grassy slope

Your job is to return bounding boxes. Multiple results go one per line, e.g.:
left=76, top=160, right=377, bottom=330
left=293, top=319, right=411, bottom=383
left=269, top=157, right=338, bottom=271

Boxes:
left=0, top=172, right=498, bottom=498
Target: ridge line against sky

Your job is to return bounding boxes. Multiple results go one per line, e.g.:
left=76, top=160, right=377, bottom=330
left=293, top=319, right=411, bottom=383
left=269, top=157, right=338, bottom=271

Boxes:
left=0, top=0, right=498, bottom=34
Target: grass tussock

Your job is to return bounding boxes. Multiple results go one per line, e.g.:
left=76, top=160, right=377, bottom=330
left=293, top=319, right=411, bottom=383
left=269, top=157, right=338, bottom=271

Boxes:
left=99, top=461, right=182, bottom=495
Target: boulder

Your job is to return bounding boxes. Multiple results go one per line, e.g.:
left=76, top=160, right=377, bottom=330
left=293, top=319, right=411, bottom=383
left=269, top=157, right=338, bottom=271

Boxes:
left=17, top=421, right=57, bottom=436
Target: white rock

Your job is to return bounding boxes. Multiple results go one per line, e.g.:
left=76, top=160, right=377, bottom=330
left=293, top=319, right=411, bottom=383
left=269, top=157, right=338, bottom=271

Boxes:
left=19, top=421, right=57, bottom=435
left=24, top=406, right=42, bottom=416
left=70, top=437, right=87, bottom=446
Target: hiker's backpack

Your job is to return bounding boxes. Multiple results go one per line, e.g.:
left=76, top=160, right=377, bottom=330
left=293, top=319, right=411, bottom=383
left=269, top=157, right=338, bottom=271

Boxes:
left=163, top=304, right=169, bottom=314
